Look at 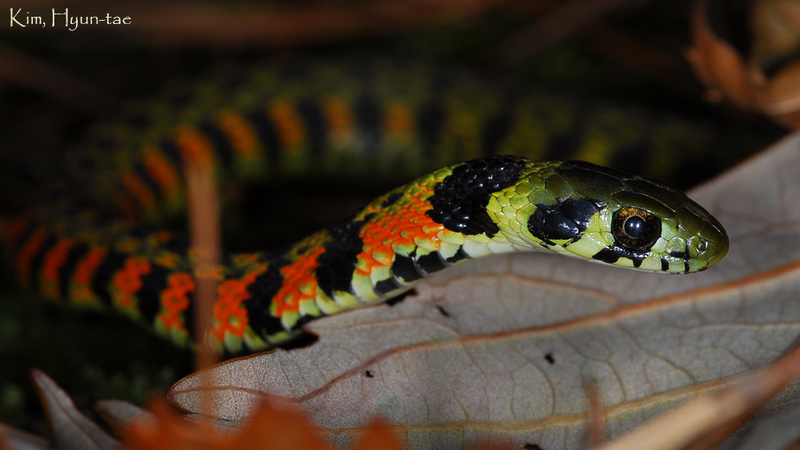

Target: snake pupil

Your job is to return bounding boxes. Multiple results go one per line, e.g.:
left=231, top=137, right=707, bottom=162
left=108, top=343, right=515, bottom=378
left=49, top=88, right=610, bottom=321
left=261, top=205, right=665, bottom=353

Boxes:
left=612, top=207, right=661, bottom=251
left=624, top=216, right=646, bottom=238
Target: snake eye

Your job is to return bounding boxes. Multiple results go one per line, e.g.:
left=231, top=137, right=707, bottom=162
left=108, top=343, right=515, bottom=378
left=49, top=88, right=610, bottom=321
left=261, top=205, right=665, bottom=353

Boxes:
left=612, top=207, right=661, bottom=251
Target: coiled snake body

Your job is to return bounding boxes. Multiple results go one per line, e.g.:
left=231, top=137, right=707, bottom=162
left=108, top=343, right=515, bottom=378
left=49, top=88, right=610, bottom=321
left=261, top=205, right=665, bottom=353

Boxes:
left=4, top=59, right=729, bottom=356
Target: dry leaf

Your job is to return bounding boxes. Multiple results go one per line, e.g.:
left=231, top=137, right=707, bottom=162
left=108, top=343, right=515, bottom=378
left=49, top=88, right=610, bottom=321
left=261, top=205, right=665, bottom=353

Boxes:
left=29, top=370, right=120, bottom=450
left=751, top=0, right=800, bottom=67
left=0, top=422, right=53, bottom=450
left=94, top=399, right=153, bottom=433
left=122, top=397, right=404, bottom=450
left=731, top=401, right=800, bottom=450
left=593, top=341, right=800, bottom=450
left=685, top=0, right=765, bottom=109
left=687, top=0, right=800, bottom=128
left=169, top=132, right=800, bottom=449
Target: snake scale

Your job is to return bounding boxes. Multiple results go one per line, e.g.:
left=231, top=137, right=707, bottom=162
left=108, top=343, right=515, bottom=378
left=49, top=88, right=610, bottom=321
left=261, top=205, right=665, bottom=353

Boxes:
left=3, top=58, right=729, bottom=356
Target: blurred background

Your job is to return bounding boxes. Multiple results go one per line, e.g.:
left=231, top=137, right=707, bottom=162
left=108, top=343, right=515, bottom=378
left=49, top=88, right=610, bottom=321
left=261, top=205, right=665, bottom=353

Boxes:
left=0, top=0, right=796, bottom=438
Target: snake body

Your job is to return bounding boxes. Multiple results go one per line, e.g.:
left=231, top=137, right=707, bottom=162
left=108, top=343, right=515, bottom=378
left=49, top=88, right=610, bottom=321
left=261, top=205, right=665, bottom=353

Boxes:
left=4, top=59, right=729, bottom=356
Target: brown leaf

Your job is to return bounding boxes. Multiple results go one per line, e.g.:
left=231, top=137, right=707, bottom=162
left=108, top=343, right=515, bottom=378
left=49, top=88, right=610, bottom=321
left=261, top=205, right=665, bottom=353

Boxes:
left=123, top=398, right=403, bottom=450
left=686, top=0, right=766, bottom=109
left=169, top=132, right=800, bottom=449
left=752, top=0, right=800, bottom=67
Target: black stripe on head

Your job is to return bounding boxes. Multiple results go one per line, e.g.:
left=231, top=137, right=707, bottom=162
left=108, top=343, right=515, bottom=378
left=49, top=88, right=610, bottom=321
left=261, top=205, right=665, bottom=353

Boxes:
left=315, top=215, right=371, bottom=298
left=245, top=261, right=289, bottom=336
left=592, top=245, right=647, bottom=267
left=528, top=198, right=601, bottom=245
left=58, top=243, right=90, bottom=300
left=426, top=156, right=529, bottom=236
left=592, top=248, right=619, bottom=265
left=197, top=121, right=234, bottom=167
left=354, top=95, right=382, bottom=155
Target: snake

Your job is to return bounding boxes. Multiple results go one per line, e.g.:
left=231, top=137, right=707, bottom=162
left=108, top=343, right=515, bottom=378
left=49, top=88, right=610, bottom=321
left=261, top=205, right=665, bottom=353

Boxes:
left=3, top=58, right=730, bottom=356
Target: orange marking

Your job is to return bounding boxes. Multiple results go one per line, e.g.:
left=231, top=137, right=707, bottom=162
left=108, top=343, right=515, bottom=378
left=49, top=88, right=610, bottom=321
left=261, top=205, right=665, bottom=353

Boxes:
left=5, top=214, right=31, bottom=249
left=70, top=246, right=108, bottom=304
left=268, top=100, right=304, bottom=150
left=111, top=256, right=152, bottom=310
left=16, top=227, right=49, bottom=289
left=153, top=252, right=180, bottom=270
left=271, top=246, right=325, bottom=318
left=211, top=264, right=266, bottom=341
left=174, top=125, right=215, bottom=168
left=234, top=253, right=259, bottom=264
left=356, top=189, right=443, bottom=277
left=159, top=273, right=194, bottom=333
left=385, top=104, right=413, bottom=140
left=143, top=148, right=182, bottom=199
left=39, top=238, right=76, bottom=300
left=322, top=97, right=354, bottom=142
left=151, top=231, right=171, bottom=242
left=121, top=170, right=157, bottom=214
left=217, top=110, right=259, bottom=160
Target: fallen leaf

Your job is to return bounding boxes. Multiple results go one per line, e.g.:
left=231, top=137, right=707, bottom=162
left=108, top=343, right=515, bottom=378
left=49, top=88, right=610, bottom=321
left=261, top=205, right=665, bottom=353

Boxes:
left=730, top=400, right=800, bottom=450
left=94, top=399, right=153, bottom=433
left=168, top=133, right=800, bottom=447
left=0, top=422, right=54, bottom=450
left=593, top=341, right=800, bottom=450
left=751, top=0, right=800, bottom=67
left=687, top=0, right=800, bottom=129
left=122, top=397, right=405, bottom=450
left=685, top=0, right=766, bottom=109
left=28, top=369, right=120, bottom=450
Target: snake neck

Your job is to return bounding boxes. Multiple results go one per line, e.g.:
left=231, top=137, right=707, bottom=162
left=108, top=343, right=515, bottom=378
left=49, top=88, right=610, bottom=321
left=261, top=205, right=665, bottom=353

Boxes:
left=238, top=156, right=543, bottom=345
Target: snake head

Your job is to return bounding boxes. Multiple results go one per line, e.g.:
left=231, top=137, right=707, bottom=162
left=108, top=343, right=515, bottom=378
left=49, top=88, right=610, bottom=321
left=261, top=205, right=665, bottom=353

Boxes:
left=491, top=160, right=729, bottom=274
